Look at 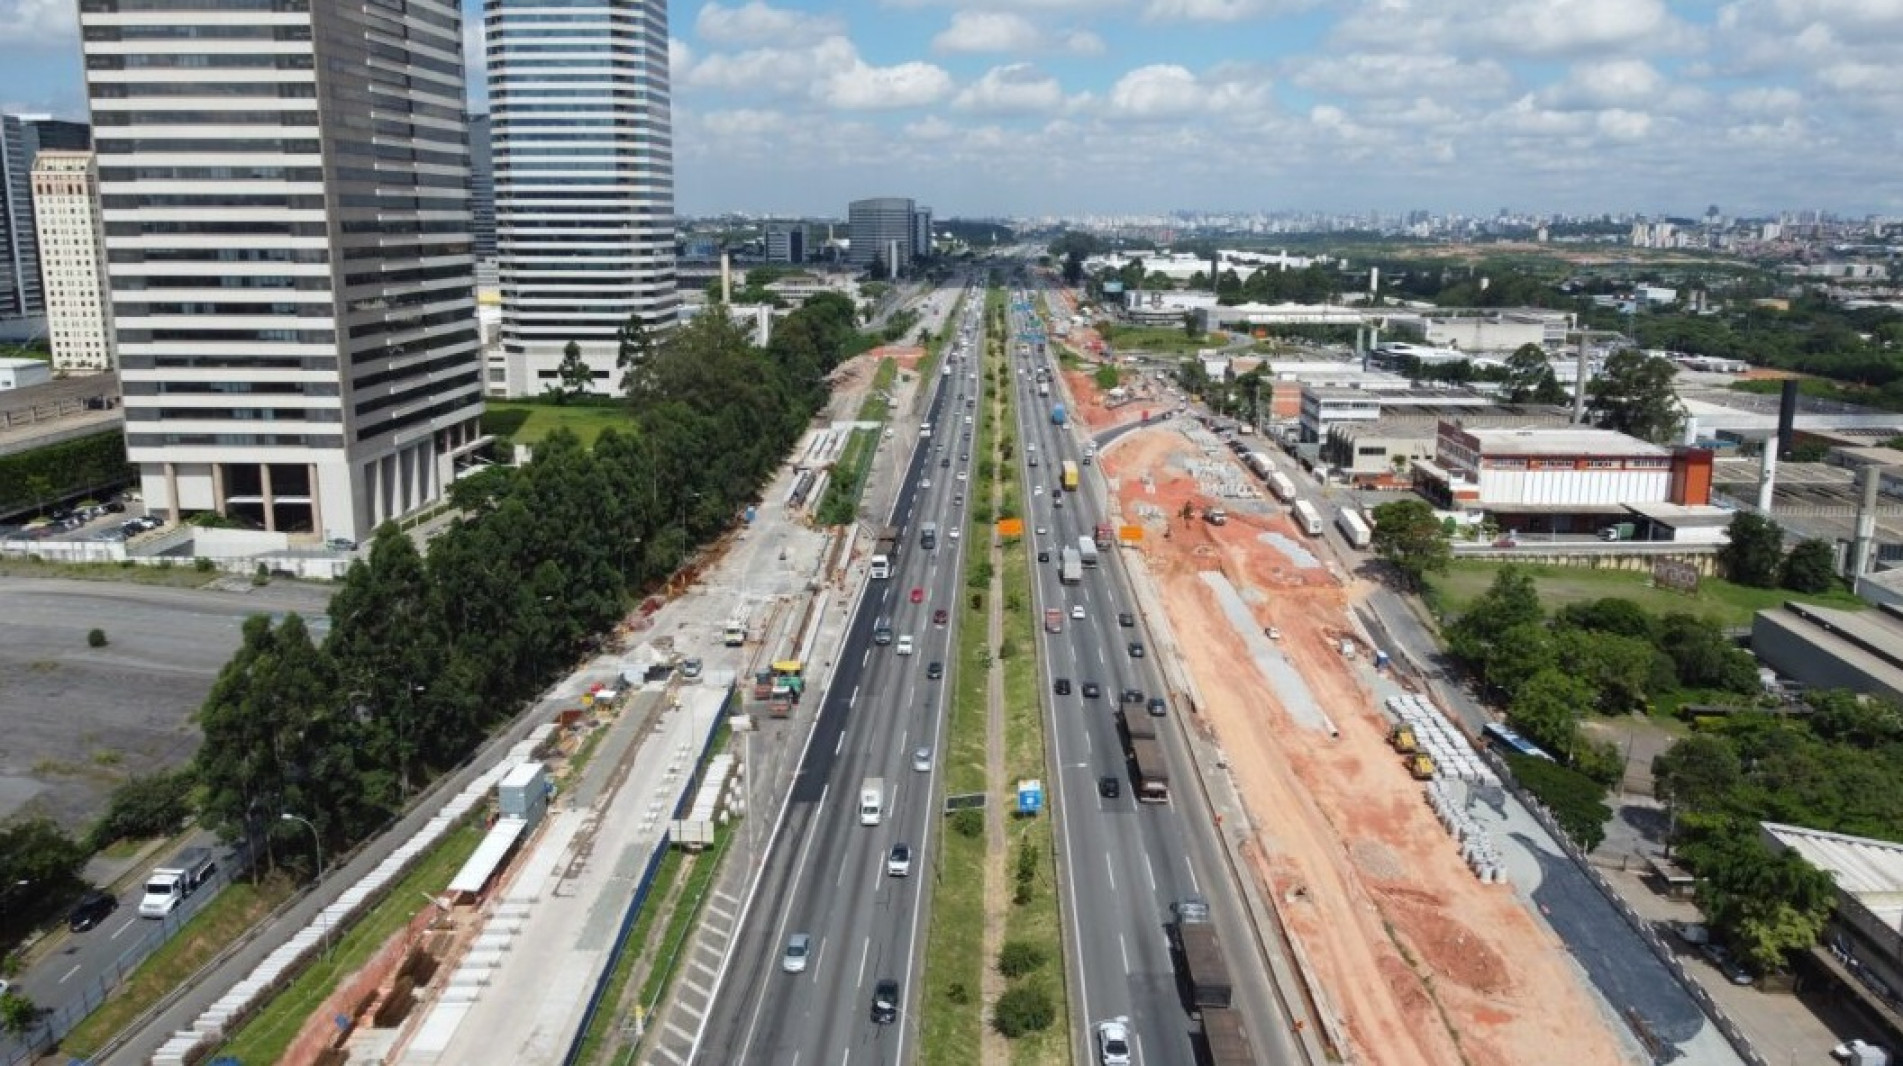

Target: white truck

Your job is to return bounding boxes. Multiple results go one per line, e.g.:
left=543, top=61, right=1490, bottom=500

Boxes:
left=1335, top=506, right=1373, bottom=549
left=139, top=846, right=216, bottom=918
left=859, top=778, right=885, bottom=826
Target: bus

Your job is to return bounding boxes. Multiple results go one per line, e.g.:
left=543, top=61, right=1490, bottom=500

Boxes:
left=1060, top=460, right=1080, bottom=492
left=1482, top=722, right=1554, bottom=762
left=1077, top=535, right=1100, bottom=568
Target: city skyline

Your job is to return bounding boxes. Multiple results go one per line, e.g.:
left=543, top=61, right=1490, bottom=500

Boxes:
left=7, top=0, right=1903, bottom=218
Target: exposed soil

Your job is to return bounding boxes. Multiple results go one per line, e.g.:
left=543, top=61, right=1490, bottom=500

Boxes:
left=1103, top=424, right=1628, bottom=1066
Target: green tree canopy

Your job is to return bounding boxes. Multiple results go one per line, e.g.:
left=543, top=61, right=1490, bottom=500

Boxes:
left=1447, top=565, right=1544, bottom=665
left=1369, top=498, right=1451, bottom=589
left=1587, top=349, right=1686, bottom=444
left=1718, top=512, right=1785, bottom=588
left=1502, top=343, right=1569, bottom=405
left=1779, top=538, right=1837, bottom=593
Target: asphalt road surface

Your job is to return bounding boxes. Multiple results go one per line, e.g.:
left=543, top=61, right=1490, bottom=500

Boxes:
left=1008, top=283, right=1299, bottom=1065
left=697, top=280, right=983, bottom=1065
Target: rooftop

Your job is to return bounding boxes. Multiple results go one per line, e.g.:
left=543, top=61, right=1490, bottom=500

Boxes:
left=1463, top=426, right=1671, bottom=458
left=1623, top=502, right=1736, bottom=527
left=1764, top=822, right=1903, bottom=933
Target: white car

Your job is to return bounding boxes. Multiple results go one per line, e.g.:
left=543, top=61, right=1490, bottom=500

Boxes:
left=1033, top=485, right=1044, bottom=495
left=949, top=527, right=961, bottom=540
left=956, top=471, right=968, bottom=482
left=782, top=932, right=812, bottom=974
left=1071, top=604, right=1085, bottom=620
left=886, top=842, right=913, bottom=877
left=1096, top=1016, right=1132, bottom=1066
left=921, top=478, right=931, bottom=489
left=912, top=746, right=932, bottom=772
left=896, top=635, right=914, bottom=656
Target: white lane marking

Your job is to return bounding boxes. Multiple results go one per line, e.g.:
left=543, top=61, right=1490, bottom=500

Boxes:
left=857, top=936, right=871, bottom=990
left=850, top=685, right=859, bottom=708
left=1186, top=858, right=1200, bottom=895
left=1145, top=853, right=1157, bottom=894
left=1119, top=934, right=1131, bottom=975
left=109, top=916, right=135, bottom=940
left=59, top=963, right=81, bottom=984
left=835, top=731, right=846, bottom=757
left=861, top=649, right=870, bottom=668
left=1103, top=852, right=1116, bottom=892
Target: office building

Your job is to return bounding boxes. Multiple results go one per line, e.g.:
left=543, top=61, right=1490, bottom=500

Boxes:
left=2, top=116, right=91, bottom=329
left=765, top=222, right=804, bottom=264
left=847, top=197, right=915, bottom=268
left=468, top=113, right=495, bottom=259
left=488, top=0, right=678, bottom=396
left=912, top=205, right=932, bottom=259
left=30, top=150, right=114, bottom=374
left=82, top=0, right=485, bottom=538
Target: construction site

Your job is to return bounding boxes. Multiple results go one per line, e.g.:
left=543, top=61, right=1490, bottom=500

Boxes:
left=1055, top=338, right=1644, bottom=1065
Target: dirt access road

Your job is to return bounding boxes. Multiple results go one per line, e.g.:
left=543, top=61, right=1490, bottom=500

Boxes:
left=1094, top=412, right=1629, bottom=1066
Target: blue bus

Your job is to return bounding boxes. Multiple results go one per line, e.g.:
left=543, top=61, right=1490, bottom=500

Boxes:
left=1482, top=722, right=1554, bottom=762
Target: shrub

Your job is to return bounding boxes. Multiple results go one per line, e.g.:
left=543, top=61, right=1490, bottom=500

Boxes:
left=950, top=808, right=983, bottom=839
left=194, top=557, right=215, bottom=572
left=86, top=628, right=107, bottom=648
left=997, top=940, right=1046, bottom=978
left=86, top=768, right=195, bottom=851
left=252, top=562, right=270, bottom=586
left=1506, top=753, right=1610, bottom=851
left=992, top=980, right=1056, bottom=1038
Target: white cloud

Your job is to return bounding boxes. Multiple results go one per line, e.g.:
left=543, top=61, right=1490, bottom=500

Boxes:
left=953, top=64, right=1069, bottom=114
left=1108, top=65, right=1203, bottom=118
left=695, top=1, right=842, bottom=47
left=686, top=35, right=858, bottom=94
left=822, top=57, right=955, bottom=110
left=700, top=108, right=789, bottom=138
left=1288, top=52, right=1514, bottom=101
left=1334, top=0, right=1697, bottom=57
left=670, top=38, right=695, bottom=81
left=1063, top=30, right=1106, bottom=54
left=933, top=11, right=1043, bottom=52
left=1595, top=107, right=1654, bottom=140
left=0, top=0, right=75, bottom=46
left=1728, top=86, right=1803, bottom=115
left=1143, top=0, right=1309, bottom=22
left=1539, top=58, right=1666, bottom=109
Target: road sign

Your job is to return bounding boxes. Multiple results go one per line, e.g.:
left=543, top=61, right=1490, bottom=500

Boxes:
left=1016, top=779, right=1044, bottom=816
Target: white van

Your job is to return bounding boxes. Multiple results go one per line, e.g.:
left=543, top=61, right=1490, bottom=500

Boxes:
left=860, top=778, right=885, bottom=825
left=896, top=635, right=914, bottom=656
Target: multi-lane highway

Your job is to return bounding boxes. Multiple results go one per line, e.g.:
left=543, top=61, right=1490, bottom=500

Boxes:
left=697, top=281, right=984, bottom=1065
left=1005, top=282, right=1301, bottom=1065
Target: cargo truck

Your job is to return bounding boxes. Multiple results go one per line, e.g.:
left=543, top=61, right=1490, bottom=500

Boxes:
left=1051, top=403, right=1067, bottom=426
left=1200, top=1008, right=1256, bottom=1066
left=1093, top=523, right=1113, bottom=549
left=1059, top=547, right=1083, bottom=585
left=1599, top=522, right=1636, bottom=541
left=1119, top=709, right=1170, bottom=802
left=140, top=846, right=216, bottom=918
left=1077, top=536, right=1100, bottom=568
left=1291, top=499, right=1323, bottom=536
left=1335, top=506, right=1372, bottom=549
left=1172, top=897, right=1234, bottom=1009
left=871, top=525, right=900, bottom=579
left=1044, top=608, right=1063, bottom=633
left=1060, top=460, right=1080, bottom=492
left=1266, top=471, right=1296, bottom=502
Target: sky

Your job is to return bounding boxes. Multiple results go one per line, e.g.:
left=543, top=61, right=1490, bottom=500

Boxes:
left=6, top=0, right=1903, bottom=219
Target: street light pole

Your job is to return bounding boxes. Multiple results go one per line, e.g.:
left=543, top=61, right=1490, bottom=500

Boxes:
left=281, top=812, right=330, bottom=956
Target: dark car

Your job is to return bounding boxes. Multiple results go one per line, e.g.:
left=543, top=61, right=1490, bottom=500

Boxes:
left=1037, top=551, right=1050, bottom=563
left=927, top=661, right=943, bottom=680
left=941, top=458, right=950, bottom=467
left=1081, top=681, right=1102, bottom=699
left=871, top=978, right=900, bottom=1024
left=1118, top=612, right=1135, bottom=627
left=1053, top=677, right=1071, bottom=695
left=1147, top=696, right=1167, bottom=717
left=933, top=608, right=949, bottom=625
left=1098, top=775, right=1121, bottom=799
left=1121, top=688, right=1145, bottom=704
left=68, top=889, right=118, bottom=932
left=104, top=500, right=126, bottom=513
left=1127, top=642, right=1145, bottom=659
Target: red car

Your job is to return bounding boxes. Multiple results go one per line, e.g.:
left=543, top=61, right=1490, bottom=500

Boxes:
left=933, top=608, right=949, bottom=625
left=910, top=586, right=925, bottom=604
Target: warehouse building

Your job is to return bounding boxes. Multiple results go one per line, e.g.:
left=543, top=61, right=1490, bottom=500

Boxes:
left=1752, top=601, right=1903, bottom=704
left=1415, top=423, right=1715, bottom=534
left=1762, top=821, right=1903, bottom=1051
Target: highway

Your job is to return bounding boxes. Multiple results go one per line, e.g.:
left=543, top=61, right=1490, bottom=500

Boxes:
left=1007, top=281, right=1300, bottom=1065
left=696, top=280, right=984, bottom=1065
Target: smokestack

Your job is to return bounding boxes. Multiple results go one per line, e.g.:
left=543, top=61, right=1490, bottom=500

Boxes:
left=1850, top=465, right=1881, bottom=578
left=720, top=251, right=731, bottom=304
left=1776, top=379, right=1799, bottom=459
left=1572, top=334, right=1589, bottom=424
left=1369, top=266, right=1380, bottom=296
left=1757, top=435, right=1778, bottom=512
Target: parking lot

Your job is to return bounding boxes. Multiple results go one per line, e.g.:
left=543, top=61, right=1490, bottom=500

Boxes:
left=0, top=577, right=335, bottom=828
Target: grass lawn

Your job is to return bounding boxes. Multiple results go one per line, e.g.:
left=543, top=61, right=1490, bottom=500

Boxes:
left=211, top=822, right=483, bottom=1064
left=482, top=400, right=636, bottom=448
left=0, top=555, right=240, bottom=589
left=1097, top=324, right=1206, bottom=355
left=637, top=826, right=729, bottom=1009
left=1426, top=559, right=1866, bottom=629
left=61, top=876, right=299, bottom=1057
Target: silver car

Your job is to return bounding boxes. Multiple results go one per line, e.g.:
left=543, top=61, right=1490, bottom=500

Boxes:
left=782, top=932, right=812, bottom=974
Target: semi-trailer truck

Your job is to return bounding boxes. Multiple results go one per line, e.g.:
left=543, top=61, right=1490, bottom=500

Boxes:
left=1266, top=471, right=1296, bottom=502
left=1291, top=499, right=1323, bottom=536
left=1335, top=507, right=1373, bottom=549
left=1119, top=709, right=1170, bottom=802
left=871, top=525, right=900, bottom=579
left=1172, top=897, right=1234, bottom=1009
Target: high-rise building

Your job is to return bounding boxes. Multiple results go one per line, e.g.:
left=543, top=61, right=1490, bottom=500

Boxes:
left=848, top=197, right=915, bottom=269
left=468, top=112, right=495, bottom=259
left=912, top=205, right=932, bottom=260
left=81, top=0, right=484, bottom=539
left=1, top=116, right=92, bottom=329
left=765, top=222, right=805, bottom=265
left=488, top=0, right=678, bottom=397
left=30, top=150, right=114, bottom=374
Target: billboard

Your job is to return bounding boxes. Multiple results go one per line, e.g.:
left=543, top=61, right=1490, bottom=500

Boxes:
left=1652, top=560, right=1701, bottom=594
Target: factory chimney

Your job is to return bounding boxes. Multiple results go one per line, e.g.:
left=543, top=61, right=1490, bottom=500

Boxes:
left=1776, top=379, right=1800, bottom=460
left=1369, top=266, right=1380, bottom=297
left=1849, top=466, right=1881, bottom=580
left=720, top=251, right=731, bottom=304
left=1757, top=435, right=1779, bottom=513
left=1572, top=334, right=1590, bottom=424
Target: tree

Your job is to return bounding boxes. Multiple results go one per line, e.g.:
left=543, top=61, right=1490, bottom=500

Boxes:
left=1554, top=597, right=1657, bottom=640
left=993, top=980, right=1056, bottom=1037
left=1369, top=498, right=1450, bottom=589
left=614, top=313, right=655, bottom=400
left=1779, top=538, right=1837, bottom=593
left=1652, top=734, right=1742, bottom=815
left=0, top=991, right=38, bottom=1040
left=1689, top=830, right=1835, bottom=975
left=1656, top=612, right=1760, bottom=692
left=1093, top=365, right=1119, bottom=391
left=1508, top=668, right=1596, bottom=764
left=1502, top=343, right=1568, bottom=405
left=552, top=340, right=593, bottom=403
left=1061, top=250, right=1085, bottom=286
left=1182, top=311, right=1203, bottom=340
left=1446, top=565, right=1543, bottom=665
left=1718, top=512, right=1784, bottom=588
left=1587, top=349, right=1686, bottom=444
left=1554, top=627, right=1668, bottom=714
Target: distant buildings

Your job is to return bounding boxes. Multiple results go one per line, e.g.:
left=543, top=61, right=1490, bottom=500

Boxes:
left=81, top=0, right=484, bottom=538
left=30, top=150, right=113, bottom=374
left=848, top=197, right=926, bottom=272
left=489, top=0, right=679, bottom=396
left=765, top=223, right=806, bottom=264
left=1, top=115, right=90, bottom=335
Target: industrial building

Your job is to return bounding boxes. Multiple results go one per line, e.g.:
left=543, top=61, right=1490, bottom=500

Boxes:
left=1752, top=602, right=1903, bottom=703
left=0, top=356, right=51, bottom=392
left=1322, top=408, right=1572, bottom=487
left=1297, top=384, right=1494, bottom=443
left=1414, top=423, right=1715, bottom=534
left=1762, top=821, right=1903, bottom=1052
left=82, top=0, right=486, bottom=537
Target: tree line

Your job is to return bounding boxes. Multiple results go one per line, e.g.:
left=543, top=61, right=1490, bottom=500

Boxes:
left=69, top=294, right=867, bottom=882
